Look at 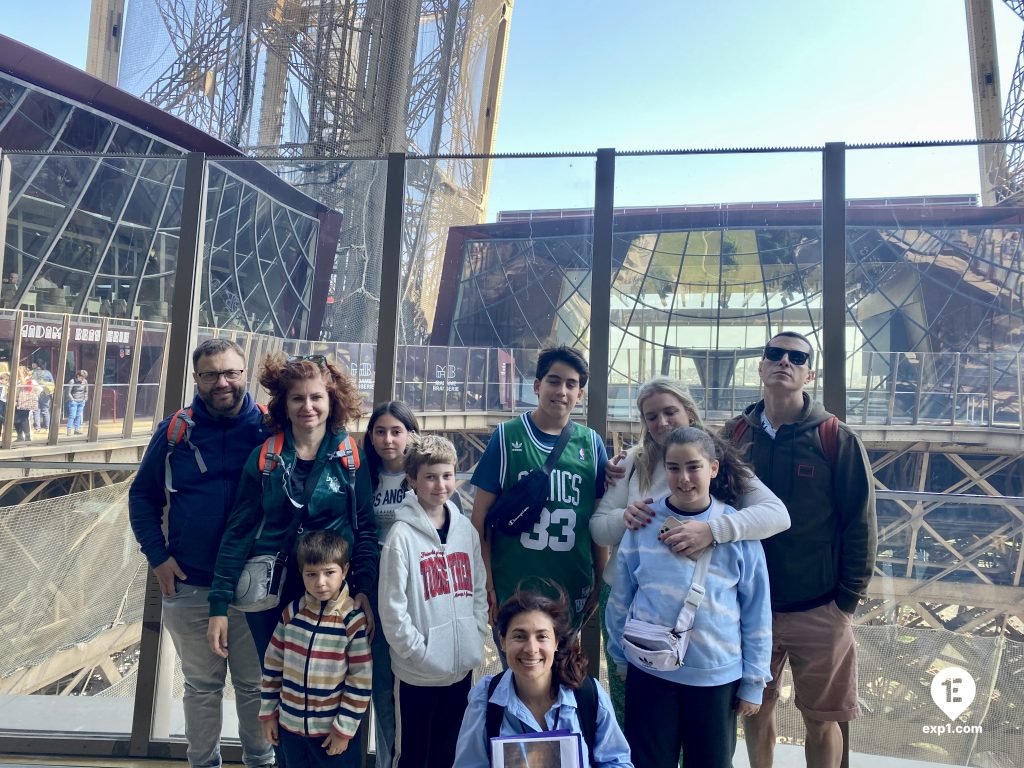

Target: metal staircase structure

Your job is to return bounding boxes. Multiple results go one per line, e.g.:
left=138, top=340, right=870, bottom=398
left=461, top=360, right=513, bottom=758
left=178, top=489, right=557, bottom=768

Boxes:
left=115, top=0, right=512, bottom=343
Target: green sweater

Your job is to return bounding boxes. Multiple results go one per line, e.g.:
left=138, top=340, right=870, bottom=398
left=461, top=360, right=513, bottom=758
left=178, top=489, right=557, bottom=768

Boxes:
left=209, top=427, right=379, bottom=616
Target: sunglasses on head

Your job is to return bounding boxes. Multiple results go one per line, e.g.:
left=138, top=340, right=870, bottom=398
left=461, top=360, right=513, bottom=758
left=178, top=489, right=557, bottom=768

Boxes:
left=763, top=346, right=810, bottom=366
left=287, top=354, right=327, bottom=367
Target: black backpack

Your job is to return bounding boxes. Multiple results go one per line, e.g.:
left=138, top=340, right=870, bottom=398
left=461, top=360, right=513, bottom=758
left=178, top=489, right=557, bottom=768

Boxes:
left=485, top=671, right=599, bottom=763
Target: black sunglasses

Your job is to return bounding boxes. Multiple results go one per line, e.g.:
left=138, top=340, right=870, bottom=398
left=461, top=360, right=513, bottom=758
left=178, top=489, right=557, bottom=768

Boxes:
left=763, top=346, right=810, bottom=366
left=287, top=354, right=327, bottom=367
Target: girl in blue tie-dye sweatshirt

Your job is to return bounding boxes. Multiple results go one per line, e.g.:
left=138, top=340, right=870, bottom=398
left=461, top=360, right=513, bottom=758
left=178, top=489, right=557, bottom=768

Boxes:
left=606, top=426, right=772, bottom=768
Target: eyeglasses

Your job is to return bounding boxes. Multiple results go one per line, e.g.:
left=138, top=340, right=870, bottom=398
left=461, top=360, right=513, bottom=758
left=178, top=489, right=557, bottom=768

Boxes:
left=196, top=369, right=245, bottom=383
left=287, top=354, right=327, bottom=367
left=763, top=346, right=810, bottom=366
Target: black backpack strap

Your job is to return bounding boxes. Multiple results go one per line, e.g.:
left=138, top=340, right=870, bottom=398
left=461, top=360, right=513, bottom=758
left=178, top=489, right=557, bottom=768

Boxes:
left=542, top=423, right=574, bottom=474
left=575, top=676, right=599, bottom=759
left=485, top=673, right=506, bottom=765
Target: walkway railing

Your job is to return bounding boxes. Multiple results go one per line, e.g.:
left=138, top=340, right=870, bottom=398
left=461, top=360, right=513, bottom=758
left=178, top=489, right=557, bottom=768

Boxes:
left=3, top=309, right=1023, bottom=454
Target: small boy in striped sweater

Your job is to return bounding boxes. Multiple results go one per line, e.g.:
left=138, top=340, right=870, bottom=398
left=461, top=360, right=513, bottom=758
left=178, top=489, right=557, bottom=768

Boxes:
left=259, top=530, right=372, bottom=767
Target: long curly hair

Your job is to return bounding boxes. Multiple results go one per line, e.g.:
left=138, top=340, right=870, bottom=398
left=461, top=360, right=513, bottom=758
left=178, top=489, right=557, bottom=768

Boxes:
left=496, top=582, right=588, bottom=697
left=663, top=426, right=752, bottom=506
left=258, top=352, right=363, bottom=434
left=632, top=377, right=705, bottom=494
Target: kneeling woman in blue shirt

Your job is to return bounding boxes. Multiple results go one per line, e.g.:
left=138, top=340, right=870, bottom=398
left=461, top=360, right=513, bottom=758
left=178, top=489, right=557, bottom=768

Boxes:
left=453, top=584, right=633, bottom=767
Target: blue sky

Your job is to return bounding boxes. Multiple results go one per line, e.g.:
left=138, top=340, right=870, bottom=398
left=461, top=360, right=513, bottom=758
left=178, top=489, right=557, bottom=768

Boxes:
left=4, top=0, right=1023, bottom=211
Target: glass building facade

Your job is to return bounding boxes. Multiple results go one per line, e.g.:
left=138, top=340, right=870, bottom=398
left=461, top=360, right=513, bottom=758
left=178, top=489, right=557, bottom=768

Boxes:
left=0, top=37, right=338, bottom=338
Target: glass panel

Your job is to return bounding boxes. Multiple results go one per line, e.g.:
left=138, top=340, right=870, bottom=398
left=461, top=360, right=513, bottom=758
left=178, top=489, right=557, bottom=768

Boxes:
left=0, top=477, right=147, bottom=734
left=839, top=143, right=1024, bottom=766
left=418, top=155, right=597, bottom=419
left=612, top=152, right=824, bottom=428
left=845, top=144, right=1023, bottom=430
left=134, top=321, right=169, bottom=432
left=3, top=154, right=187, bottom=325
left=208, top=158, right=384, bottom=343
left=0, top=152, right=189, bottom=741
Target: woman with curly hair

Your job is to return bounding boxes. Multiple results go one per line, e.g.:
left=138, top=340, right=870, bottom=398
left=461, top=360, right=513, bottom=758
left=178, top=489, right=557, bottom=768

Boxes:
left=453, top=583, right=632, bottom=767
left=207, top=353, right=378, bottom=683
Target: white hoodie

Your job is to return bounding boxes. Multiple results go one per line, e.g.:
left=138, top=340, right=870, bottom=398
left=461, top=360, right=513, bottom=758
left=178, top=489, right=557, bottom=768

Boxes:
left=378, top=493, right=489, bottom=687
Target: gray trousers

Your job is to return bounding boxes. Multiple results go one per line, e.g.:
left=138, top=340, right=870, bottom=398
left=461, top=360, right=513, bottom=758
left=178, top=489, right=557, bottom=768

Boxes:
left=162, top=583, right=275, bottom=768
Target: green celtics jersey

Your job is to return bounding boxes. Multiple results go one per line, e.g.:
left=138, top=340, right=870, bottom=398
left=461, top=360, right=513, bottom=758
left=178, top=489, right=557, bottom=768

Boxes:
left=490, top=413, right=600, bottom=620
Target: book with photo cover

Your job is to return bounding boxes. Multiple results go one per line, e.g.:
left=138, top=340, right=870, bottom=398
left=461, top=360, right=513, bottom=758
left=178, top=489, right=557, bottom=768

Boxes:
left=490, top=729, right=583, bottom=768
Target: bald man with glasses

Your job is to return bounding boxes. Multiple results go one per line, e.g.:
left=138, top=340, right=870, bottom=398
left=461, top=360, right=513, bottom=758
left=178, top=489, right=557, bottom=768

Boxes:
left=130, top=339, right=274, bottom=768
left=724, top=331, right=876, bottom=768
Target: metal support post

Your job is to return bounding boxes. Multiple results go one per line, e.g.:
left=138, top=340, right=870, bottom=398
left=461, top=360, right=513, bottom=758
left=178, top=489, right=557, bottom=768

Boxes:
left=2, top=309, right=23, bottom=449
left=86, top=317, right=110, bottom=442
left=46, top=314, right=71, bottom=445
left=583, top=148, right=616, bottom=679
left=0, top=155, right=14, bottom=450
left=589, top=149, right=614, bottom=436
left=821, top=142, right=847, bottom=420
left=130, top=152, right=208, bottom=757
left=122, top=319, right=146, bottom=437
left=373, top=152, right=407, bottom=407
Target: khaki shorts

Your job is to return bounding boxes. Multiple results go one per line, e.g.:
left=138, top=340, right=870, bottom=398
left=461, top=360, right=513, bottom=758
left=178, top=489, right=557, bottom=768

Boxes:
left=763, top=600, right=860, bottom=722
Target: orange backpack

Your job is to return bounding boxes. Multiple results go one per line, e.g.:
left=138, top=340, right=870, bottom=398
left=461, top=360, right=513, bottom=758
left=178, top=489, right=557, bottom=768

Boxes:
left=164, top=402, right=268, bottom=492
left=256, top=431, right=362, bottom=529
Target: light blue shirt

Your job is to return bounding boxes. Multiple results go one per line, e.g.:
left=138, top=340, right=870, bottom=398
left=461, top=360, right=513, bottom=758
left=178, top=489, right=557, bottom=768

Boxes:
left=606, top=496, right=772, bottom=704
left=452, top=670, right=633, bottom=767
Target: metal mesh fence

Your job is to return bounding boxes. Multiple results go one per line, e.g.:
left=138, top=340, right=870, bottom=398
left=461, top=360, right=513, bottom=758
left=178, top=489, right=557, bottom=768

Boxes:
left=0, top=479, right=145, bottom=690
left=6, top=477, right=1021, bottom=763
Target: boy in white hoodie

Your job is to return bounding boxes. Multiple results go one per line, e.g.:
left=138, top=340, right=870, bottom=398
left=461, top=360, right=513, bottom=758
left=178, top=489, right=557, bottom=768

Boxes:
left=378, top=434, right=488, bottom=768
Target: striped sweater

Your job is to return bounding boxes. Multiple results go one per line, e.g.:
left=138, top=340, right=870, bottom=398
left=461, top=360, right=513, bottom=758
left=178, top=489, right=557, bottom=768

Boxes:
left=258, top=584, right=372, bottom=740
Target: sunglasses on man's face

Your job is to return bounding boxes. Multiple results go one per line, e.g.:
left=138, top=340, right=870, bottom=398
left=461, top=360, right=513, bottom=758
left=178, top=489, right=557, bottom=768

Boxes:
left=763, top=346, right=810, bottom=366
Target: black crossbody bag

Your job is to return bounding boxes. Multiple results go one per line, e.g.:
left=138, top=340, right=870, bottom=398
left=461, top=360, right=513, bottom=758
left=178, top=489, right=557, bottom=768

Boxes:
left=484, top=424, right=572, bottom=538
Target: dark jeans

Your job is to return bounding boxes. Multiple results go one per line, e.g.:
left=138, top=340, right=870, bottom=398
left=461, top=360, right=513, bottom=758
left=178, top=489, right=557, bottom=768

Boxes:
left=624, top=665, right=740, bottom=768
left=14, top=408, right=31, bottom=441
left=279, top=728, right=361, bottom=768
left=244, top=564, right=306, bottom=665
left=394, top=673, right=473, bottom=768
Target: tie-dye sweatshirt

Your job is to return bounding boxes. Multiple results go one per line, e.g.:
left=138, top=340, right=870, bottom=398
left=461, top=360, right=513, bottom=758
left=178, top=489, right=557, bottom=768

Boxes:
left=605, top=496, right=772, bottom=704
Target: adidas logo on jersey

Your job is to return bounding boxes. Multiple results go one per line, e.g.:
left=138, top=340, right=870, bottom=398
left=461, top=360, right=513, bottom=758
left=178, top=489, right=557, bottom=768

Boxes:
left=511, top=440, right=523, bottom=451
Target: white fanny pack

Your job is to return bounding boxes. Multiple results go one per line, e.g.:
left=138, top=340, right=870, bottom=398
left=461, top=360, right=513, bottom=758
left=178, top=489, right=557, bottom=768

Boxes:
left=621, top=505, right=720, bottom=673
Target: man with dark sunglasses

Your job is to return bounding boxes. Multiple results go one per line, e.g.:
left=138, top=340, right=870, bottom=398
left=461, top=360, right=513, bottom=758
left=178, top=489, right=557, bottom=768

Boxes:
left=724, top=331, right=876, bottom=768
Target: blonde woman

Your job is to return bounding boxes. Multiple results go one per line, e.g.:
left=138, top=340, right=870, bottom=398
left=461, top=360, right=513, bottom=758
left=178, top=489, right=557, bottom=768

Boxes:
left=590, top=376, right=790, bottom=723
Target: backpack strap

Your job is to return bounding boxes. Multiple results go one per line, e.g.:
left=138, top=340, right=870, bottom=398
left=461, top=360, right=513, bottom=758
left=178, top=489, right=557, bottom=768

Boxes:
left=731, top=413, right=839, bottom=467
left=818, top=415, right=840, bottom=466
left=258, top=433, right=286, bottom=476
left=330, top=434, right=361, bottom=530
left=164, top=408, right=206, bottom=492
left=485, top=672, right=506, bottom=755
left=574, top=676, right=599, bottom=760
left=484, top=671, right=599, bottom=764
left=730, top=417, right=750, bottom=446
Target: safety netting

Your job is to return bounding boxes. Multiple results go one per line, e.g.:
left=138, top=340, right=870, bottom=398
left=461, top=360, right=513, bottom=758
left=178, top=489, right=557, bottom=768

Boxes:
left=3, top=480, right=1021, bottom=765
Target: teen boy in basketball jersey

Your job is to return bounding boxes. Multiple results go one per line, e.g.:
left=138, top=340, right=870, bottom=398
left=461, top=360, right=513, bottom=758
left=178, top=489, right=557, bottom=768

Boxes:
left=471, top=345, right=609, bottom=626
